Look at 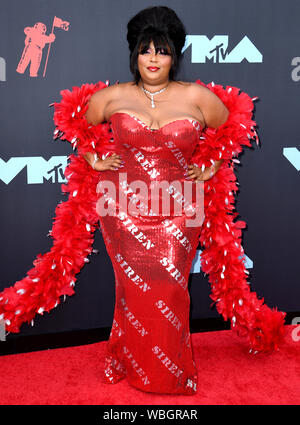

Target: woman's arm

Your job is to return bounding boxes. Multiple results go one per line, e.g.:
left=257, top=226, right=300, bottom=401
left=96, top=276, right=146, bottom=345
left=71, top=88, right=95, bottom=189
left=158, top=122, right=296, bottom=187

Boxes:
left=83, top=85, right=122, bottom=171
left=192, top=83, right=229, bottom=129
left=187, top=83, right=229, bottom=181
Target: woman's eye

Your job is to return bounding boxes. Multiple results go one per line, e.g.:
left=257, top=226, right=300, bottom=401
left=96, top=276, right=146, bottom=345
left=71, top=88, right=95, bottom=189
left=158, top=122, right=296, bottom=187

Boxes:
left=157, top=49, right=170, bottom=55
left=140, top=48, right=170, bottom=55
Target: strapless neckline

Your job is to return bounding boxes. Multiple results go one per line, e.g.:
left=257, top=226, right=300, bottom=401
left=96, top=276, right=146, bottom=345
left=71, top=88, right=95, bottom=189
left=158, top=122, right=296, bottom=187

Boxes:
left=109, top=111, right=203, bottom=134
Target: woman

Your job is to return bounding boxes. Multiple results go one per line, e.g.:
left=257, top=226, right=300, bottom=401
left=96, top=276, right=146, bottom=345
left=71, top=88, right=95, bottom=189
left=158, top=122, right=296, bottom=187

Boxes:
left=83, top=7, right=229, bottom=395
left=0, top=6, right=286, bottom=396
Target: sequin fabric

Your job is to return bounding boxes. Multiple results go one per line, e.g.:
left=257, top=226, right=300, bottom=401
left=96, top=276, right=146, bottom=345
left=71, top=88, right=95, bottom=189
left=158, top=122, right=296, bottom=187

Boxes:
left=96, top=112, right=204, bottom=395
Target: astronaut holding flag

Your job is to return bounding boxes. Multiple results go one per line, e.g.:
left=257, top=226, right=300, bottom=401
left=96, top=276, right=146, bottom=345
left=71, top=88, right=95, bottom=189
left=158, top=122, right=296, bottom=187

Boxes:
left=16, top=16, right=70, bottom=78
left=43, top=16, right=70, bottom=77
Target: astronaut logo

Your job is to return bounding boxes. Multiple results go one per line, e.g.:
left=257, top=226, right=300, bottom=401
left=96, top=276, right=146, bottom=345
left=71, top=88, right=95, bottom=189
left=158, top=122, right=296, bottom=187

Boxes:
left=16, top=16, right=70, bottom=78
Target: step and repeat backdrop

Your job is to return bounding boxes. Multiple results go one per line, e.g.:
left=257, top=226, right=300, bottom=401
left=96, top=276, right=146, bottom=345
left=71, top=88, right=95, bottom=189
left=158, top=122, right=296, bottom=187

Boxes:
left=0, top=0, right=299, bottom=338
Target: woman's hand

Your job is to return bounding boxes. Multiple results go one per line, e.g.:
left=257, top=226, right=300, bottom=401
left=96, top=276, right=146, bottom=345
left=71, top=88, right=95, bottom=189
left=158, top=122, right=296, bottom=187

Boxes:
left=94, top=153, right=123, bottom=171
left=185, top=159, right=224, bottom=181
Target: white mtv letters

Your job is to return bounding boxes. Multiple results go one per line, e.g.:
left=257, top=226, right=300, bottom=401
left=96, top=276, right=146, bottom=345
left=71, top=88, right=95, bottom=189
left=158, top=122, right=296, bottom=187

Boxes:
left=182, top=35, right=263, bottom=63
left=283, top=148, right=300, bottom=171
left=0, top=156, right=68, bottom=184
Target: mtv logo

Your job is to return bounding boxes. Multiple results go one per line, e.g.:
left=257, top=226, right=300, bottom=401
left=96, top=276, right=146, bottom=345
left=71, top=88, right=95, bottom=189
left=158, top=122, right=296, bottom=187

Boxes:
left=182, top=35, right=263, bottom=63
left=0, top=156, right=68, bottom=184
left=283, top=148, right=300, bottom=170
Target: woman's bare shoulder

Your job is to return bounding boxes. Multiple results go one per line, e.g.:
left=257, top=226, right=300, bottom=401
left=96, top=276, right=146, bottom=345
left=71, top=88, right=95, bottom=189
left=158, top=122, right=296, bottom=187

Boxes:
left=86, top=83, right=121, bottom=125
left=187, top=82, right=229, bottom=128
left=90, top=81, right=121, bottom=103
left=172, top=80, right=212, bottom=98
left=187, top=81, right=229, bottom=112
left=176, top=80, right=192, bottom=86
left=187, top=81, right=218, bottom=98
left=89, top=81, right=132, bottom=107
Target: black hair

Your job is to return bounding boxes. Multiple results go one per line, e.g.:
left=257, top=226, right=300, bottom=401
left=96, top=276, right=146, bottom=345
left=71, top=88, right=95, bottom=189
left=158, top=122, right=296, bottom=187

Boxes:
left=127, top=6, right=187, bottom=85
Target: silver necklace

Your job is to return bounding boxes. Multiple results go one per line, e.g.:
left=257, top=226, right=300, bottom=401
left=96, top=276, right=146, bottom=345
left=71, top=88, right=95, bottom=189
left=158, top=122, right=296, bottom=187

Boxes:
left=141, top=83, right=169, bottom=108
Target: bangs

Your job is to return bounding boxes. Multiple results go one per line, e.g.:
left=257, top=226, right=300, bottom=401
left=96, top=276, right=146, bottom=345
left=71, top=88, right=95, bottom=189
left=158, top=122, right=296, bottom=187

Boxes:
left=138, top=33, right=171, bottom=54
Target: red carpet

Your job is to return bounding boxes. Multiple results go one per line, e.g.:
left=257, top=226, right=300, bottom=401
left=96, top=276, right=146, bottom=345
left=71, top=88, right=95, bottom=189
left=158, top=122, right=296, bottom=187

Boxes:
left=0, top=325, right=299, bottom=405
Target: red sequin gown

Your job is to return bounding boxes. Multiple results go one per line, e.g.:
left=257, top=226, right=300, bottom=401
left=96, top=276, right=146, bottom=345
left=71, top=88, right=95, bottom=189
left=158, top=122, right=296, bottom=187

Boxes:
left=97, top=111, right=204, bottom=395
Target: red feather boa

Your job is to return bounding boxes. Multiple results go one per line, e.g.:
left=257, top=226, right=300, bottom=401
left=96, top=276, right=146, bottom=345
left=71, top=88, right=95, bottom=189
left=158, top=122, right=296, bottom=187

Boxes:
left=0, top=79, right=286, bottom=353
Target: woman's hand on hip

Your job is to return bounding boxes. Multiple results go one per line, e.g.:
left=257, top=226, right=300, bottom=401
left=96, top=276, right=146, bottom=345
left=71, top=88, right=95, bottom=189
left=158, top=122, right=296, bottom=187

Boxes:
left=185, top=159, right=224, bottom=181
left=94, top=153, right=124, bottom=171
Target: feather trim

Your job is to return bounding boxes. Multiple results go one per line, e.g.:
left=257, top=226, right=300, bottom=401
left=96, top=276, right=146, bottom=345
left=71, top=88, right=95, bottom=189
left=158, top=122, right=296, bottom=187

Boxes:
left=192, top=80, right=286, bottom=352
left=0, top=81, right=113, bottom=333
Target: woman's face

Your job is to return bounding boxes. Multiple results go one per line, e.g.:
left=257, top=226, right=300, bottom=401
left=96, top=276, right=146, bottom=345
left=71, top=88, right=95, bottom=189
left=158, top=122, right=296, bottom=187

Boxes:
left=137, top=40, right=172, bottom=84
